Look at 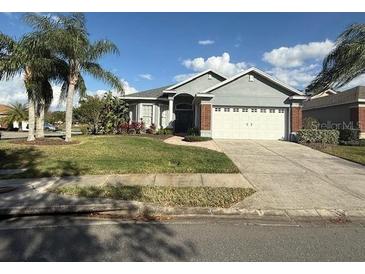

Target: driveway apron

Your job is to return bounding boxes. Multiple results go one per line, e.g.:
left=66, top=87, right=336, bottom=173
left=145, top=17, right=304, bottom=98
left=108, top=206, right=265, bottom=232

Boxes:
left=216, top=139, right=365, bottom=210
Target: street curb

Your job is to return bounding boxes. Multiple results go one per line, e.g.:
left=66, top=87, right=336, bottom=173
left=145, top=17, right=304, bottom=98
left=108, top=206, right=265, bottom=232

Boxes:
left=1, top=200, right=365, bottom=221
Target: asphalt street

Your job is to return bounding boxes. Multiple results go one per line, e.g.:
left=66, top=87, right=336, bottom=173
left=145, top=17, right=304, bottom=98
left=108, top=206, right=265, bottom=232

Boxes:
left=0, top=215, right=364, bottom=261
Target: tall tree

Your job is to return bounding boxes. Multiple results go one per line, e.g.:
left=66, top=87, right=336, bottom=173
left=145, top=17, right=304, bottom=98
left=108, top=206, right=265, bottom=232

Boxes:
left=306, top=24, right=365, bottom=94
left=0, top=33, right=44, bottom=141
left=24, top=13, right=124, bottom=142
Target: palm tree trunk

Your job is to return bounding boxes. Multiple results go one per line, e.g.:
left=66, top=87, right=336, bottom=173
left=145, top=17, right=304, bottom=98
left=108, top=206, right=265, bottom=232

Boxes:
left=65, top=81, right=76, bottom=142
left=36, top=103, right=45, bottom=138
left=27, top=97, right=36, bottom=141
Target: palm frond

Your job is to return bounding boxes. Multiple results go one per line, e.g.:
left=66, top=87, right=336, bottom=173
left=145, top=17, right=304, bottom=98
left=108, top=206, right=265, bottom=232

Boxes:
left=89, top=40, right=119, bottom=61
left=306, top=23, right=365, bottom=94
left=82, top=62, right=123, bottom=93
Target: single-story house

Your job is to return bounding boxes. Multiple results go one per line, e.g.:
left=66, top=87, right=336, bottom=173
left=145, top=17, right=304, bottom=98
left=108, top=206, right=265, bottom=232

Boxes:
left=0, top=104, right=28, bottom=131
left=0, top=104, right=10, bottom=129
left=303, top=86, right=365, bottom=138
left=123, top=67, right=307, bottom=140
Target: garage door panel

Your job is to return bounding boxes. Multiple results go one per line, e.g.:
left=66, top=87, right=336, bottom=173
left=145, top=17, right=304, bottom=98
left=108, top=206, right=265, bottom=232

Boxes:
left=212, top=107, right=286, bottom=140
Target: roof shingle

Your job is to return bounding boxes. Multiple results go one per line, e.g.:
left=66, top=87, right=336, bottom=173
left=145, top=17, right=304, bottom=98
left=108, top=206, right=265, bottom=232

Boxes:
left=124, top=85, right=172, bottom=98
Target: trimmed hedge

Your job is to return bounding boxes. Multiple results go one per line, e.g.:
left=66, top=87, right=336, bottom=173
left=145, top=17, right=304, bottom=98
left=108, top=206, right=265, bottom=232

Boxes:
left=156, top=128, right=173, bottom=135
left=297, top=129, right=339, bottom=144
left=339, top=129, right=360, bottom=142
left=183, top=135, right=212, bottom=142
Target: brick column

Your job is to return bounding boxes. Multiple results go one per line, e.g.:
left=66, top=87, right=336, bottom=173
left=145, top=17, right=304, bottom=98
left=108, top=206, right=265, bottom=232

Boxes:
left=200, top=104, right=211, bottom=130
left=291, top=106, right=302, bottom=132
left=352, top=106, right=365, bottom=138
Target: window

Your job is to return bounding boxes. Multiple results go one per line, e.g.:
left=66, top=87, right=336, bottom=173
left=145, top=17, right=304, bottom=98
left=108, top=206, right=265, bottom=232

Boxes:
left=279, top=109, right=285, bottom=113
left=224, top=108, right=230, bottom=112
left=249, top=75, right=255, bottom=82
left=251, top=108, right=257, bottom=113
left=142, top=104, right=153, bottom=126
left=215, top=107, right=221, bottom=112
left=242, top=108, right=248, bottom=112
left=233, top=108, right=239, bottom=112
left=269, top=109, right=275, bottom=113
left=260, top=109, right=266, bottom=113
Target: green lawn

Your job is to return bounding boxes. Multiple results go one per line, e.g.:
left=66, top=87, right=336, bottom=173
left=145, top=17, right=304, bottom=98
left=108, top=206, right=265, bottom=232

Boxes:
left=0, top=135, right=238, bottom=178
left=320, top=145, right=365, bottom=165
left=54, top=185, right=255, bottom=208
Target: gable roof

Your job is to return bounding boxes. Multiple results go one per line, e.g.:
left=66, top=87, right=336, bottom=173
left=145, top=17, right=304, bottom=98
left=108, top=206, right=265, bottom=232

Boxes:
left=0, top=104, right=10, bottom=114
left=310, top=89, right=337, bottom=99
left=123, top=85, right=172, bottom=99
left=201, top=67, right=304, bottom=96
left=165, top=69, right=227, bottom=91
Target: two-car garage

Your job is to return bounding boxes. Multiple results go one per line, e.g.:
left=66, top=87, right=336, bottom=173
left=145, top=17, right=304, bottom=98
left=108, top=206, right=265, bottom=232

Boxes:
left=211, top=106, right=287, bottom=140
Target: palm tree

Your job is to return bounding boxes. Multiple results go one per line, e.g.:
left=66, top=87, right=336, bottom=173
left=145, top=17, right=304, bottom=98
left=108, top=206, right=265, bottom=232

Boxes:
left=0, top=33, right=38, bottom=140
left=306, top=24, right=365, bottom=94
left=24, top=13, right=124, bottom=142
left=3, top=102, right=28, bottom=130
left=0, top=32, right=60, bottom=141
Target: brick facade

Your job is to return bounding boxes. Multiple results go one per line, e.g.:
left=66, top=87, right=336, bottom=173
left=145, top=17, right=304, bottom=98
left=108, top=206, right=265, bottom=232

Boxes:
left=350, top=106, right=365, bottom=131
left=352, top=107, right=365, bottom=132
left=200, top=104, right=212, bottom=130
left=291, top=106, right=302, bottom=132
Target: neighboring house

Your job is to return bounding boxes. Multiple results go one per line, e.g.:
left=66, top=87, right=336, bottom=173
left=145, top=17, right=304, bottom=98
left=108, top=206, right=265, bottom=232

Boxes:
left=0, top=104, right=28, bottom=131
left=123, top=67, right=306, bottom=140
left=309, top=89, right=337, bottom=99
left=303, top=86, right=365, bottom=138
left=0, top=104, right=10, bottom=129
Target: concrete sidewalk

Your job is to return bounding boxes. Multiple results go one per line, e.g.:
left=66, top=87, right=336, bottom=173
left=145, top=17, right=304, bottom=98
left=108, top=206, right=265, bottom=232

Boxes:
left=0, top=173, right=252, bottom=216
left=1, top=173, right=365, bottom=221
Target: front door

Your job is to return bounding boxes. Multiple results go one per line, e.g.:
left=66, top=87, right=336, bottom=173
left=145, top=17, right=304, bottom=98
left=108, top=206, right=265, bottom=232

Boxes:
left=175, top=110, right=193, bottom=133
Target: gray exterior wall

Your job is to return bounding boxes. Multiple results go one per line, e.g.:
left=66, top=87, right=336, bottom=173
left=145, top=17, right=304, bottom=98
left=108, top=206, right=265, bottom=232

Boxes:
left=128, top=99, right=169, bottom=129
left=210, top=72, right=293, bottom=107
left=303, top=103, right=357, bottom=129
left=174, top=73, right=225, bottom=95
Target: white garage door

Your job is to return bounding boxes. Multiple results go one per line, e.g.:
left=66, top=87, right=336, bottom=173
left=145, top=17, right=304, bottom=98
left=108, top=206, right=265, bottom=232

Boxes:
left=212, top=106, right=287, bottom=140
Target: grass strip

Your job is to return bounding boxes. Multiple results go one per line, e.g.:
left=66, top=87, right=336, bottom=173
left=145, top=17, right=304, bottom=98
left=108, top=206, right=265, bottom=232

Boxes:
left=53, top=185, right=255, bottom=208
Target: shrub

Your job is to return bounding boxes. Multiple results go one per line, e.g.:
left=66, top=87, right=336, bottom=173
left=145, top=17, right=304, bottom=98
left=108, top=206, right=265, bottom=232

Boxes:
left=339, top=128, right=360, bottom=142
left=183, top=135, right=212, bottom=142
left=297, top=129, right=339, bottom=144
left=146, top=123, right=157, bottom=134
left=157, top=128, right=173, bottom=135
left=302, top=117, right=320, bottom=129
left=79, top=124, right=90, bottom=135
left=118, top=122, right=129, bottom=134
left=129, top=121, right=144, bottom=134
left=187, top=127, right=200, bottom=136
left=128, top=128, right=136, bottom=135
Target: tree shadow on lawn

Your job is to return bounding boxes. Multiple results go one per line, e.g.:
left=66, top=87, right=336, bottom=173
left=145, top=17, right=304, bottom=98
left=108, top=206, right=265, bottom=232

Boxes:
left=0, top=215, right=197, bottom=261
left=0, top=148, right=197, bottom=261
left=0, top=147, right=88, bottom=179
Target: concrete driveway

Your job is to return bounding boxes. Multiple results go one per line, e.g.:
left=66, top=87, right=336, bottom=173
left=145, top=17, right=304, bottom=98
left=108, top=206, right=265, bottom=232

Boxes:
left=216, top=139, right=365, bottom=210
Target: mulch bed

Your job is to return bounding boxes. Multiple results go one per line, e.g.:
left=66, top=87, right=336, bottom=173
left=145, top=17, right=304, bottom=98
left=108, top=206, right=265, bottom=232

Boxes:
left=9, top=138, right=80, bottom=146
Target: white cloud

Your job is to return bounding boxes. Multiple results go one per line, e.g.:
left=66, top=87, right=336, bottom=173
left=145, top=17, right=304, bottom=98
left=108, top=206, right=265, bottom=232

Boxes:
left=198, top=40, right=215, bottom=45
left=0, top=75, right=27, bottom=106
left=337, top=74, right=365, bottom=91
left=0, top=76, right=138, bottom=111
left=182, top=52, right=248, bottom=77
left=120, top=79, right=138, bottom=95
left=138, top=74, right=153, bottom=80
left=173, top=73, right=196, bottom=82
left=263, top=39, right=334, bottom=68
left=267, top=64, right=320, bottom=89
